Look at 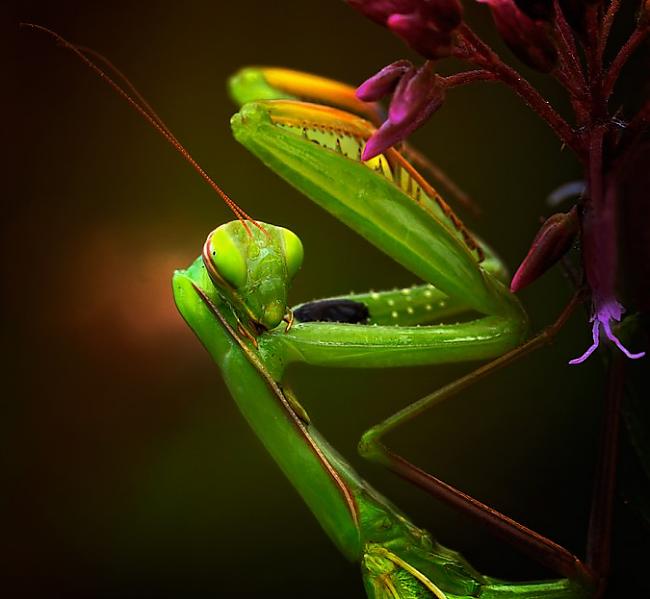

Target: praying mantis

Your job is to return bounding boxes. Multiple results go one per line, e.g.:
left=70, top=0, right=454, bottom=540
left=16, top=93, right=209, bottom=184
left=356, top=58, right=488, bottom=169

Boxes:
left=26, top=23, right=610, bottom=597
left=173, top=67, right=600, bottom=598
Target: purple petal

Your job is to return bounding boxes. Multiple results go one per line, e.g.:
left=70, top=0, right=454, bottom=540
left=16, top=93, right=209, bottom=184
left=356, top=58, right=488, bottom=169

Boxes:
left=570, top=298, right=646, bottom=364
left=602, top=320, right=646, bottom=360
left=356, top=60, right=414, bottom=102
left=568, top=320, right=601, bottom=365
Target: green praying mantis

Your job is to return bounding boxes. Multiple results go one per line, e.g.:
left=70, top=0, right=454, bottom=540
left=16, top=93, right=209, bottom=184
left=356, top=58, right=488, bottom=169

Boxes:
left=28, top=24, right=608, bottom=598
left=172, top=67, right=599, bottom=599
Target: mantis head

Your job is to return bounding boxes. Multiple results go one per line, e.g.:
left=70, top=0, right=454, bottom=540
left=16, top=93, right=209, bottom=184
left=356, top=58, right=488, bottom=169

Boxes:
left=202, top=221, right=304, bottom=332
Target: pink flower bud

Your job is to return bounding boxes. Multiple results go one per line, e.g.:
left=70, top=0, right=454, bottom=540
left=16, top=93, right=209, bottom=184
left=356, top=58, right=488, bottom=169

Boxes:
left=346, top=0, right=419, bottom=25
left=478, top=0, right=558, bottom=73
left=347, top=0, right=463, bottom=29
left=389, top=61, right=443, bottom=123
left=419, top=0, right=464, bottom=32
left=387, top=13, right=455, bottom=59
left=362, top=62, right=445, bottom=160
left=356, top=60, right=414, bottom=102
left=510, top=208, right=579, bottom=293
left=347, top=1, right=463, bottom=58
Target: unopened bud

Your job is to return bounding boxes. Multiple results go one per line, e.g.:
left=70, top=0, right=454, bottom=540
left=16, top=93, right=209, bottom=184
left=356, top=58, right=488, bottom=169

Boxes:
left=389, top=61, right=444, bottom=124
left=363, top=62, right=445, bottom=160
left=419, top=0, right=464, bottom=32
left=479, top=0, right=558, bottom=73
left=387, top=13, right=455, bottom=59
left=510, top=208, right=579, bottom=292
left=356, top=60, right=414, bottom=102
left=346, top=0, right=418, bottom=25
left=347, top=1, right=463, bottom=59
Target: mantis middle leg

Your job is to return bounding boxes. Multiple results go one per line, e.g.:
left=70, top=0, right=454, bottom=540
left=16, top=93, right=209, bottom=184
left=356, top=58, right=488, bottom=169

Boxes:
left=259, top=287, right=599, bottom=590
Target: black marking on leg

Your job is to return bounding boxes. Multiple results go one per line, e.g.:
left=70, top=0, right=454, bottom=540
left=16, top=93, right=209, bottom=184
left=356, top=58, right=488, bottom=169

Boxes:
left=294, top=299, right=370, bottom=324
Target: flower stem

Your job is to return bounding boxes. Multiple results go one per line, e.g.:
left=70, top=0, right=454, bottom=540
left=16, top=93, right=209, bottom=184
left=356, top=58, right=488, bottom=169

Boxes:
left=553, top=0, right=587, bottom=94
left=587, top=125, right=605, bottom=210
left=443, top=69, right=497, bottom=88
left=585, top=5, right=603, bottom=84
left=599, top=0, right=623, bottom=59
left=551, top=3, right=590, bottom=127
left=603, top=25, right=650, bottom=100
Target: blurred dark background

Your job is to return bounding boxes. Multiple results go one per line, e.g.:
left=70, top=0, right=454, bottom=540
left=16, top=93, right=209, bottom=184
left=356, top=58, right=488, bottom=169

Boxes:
left=5, top=1, right=646, bottom=597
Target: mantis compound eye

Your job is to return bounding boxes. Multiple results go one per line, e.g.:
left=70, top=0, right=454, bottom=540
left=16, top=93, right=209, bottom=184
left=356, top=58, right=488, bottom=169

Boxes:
left=280, top=227, right=304, bottom=279
left=208, top=225, right=247, bottom=289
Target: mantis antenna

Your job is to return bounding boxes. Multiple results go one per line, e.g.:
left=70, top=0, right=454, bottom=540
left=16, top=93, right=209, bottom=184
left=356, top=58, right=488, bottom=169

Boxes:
left=22, top=23, right=265, bottom=236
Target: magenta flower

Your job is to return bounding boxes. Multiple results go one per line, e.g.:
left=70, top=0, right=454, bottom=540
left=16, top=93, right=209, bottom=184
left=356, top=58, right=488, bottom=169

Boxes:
left=477, top=0, right=558, bottom=72
left=347, top=0, right=463, bottom=30
left=569, top=177, right=646, bottom=364
left=356, top=60, right=414, bottom=102
left=347, top=0, right=463, bottom=58
left=348, top=0, right=648, bottom=365
left=346, top=0, right=417, bottom=25
left=357, top=62, right=445, bottom=160
left=569, top=297, right=646, bottom=364
left=386, top=13, right=455, bottom=59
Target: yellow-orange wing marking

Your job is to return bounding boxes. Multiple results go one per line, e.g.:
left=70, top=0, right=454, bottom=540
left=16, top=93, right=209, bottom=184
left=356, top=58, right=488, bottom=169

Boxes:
left=264, top=100, right=484, bottom=262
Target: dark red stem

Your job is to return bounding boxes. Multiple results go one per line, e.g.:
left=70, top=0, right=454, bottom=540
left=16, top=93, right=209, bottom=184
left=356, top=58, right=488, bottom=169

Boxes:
left=586, top=354, right=625, bottom=598
left=443, top=69, right=497, bottom=88
left=603, top=25, right=650, bottom=100
left=599, top=0, right=622, bottom=58
left=551, top=0, right=589, bottom=128
left=585, top=5, right=604, bottom=84
left=554, top=61, right=589, bottom=126
left=553, top=0, right=588, bottom=96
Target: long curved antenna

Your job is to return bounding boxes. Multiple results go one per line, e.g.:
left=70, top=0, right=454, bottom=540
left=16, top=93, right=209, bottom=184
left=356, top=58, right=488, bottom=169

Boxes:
left=73, top=44, right=175, bottom=139
left=23, top=23, right=264, bottom=236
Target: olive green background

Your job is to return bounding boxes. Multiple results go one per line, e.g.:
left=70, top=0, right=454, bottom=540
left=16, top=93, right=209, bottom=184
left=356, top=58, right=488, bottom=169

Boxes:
left=6, top=1, right=642, bottom=597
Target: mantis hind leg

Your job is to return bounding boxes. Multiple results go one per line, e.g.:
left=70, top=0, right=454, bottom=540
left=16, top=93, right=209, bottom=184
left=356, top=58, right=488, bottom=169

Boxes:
left=357, top=292, right=611, bottom=592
